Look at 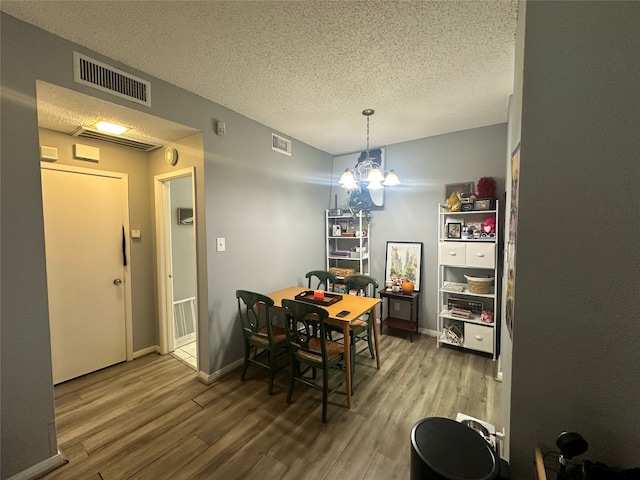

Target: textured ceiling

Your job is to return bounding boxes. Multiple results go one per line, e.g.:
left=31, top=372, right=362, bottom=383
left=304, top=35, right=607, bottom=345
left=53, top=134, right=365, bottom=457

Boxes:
left=2, top=1, right=518, bottom=155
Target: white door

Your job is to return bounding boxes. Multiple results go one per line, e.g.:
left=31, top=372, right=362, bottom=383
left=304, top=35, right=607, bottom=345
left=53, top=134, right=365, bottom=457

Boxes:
left=42, top=167, right=127, bottom=384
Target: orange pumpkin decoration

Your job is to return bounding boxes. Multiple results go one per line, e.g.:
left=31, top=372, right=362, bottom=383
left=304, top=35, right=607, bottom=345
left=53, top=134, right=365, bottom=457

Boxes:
left=401, top=280, right=414, bottom=293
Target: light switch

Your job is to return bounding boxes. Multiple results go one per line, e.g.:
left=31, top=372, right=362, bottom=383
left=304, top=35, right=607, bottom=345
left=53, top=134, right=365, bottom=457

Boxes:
left=216, top=237, right=226, bottom=252
left=131, top=229, right=141, bottom=239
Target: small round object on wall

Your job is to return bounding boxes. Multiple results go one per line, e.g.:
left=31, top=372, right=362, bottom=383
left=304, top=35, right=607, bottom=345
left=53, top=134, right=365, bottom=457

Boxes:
left=164, top=147, right=178, bottom=166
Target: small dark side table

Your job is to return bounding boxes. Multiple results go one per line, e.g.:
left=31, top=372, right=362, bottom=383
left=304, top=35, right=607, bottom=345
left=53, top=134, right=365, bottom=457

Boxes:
left=378, top=288, right=420, bottom=342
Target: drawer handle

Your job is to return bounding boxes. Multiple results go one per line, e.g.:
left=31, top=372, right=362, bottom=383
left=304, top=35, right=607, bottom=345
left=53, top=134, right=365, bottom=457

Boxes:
left=475, top=335, right=483, bottom=341
left=448, top=251, right=457, bottom=256
left=476, top=253, right=485, bottom=257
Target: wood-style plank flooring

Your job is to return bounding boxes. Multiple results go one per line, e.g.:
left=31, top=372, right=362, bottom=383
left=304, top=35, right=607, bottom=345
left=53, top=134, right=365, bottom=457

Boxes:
left=43, top=332, right=501, bottom=480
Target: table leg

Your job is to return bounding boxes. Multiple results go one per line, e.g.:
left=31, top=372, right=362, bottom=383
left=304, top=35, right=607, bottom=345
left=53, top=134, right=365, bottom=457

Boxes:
left=371, top=306, right=381, bottom=369
left=343, top=323, right=351, bottom=409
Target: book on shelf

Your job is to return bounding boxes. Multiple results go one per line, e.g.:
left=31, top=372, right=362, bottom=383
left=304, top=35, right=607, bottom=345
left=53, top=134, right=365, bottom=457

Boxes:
left=450, top=307, right=472, bottom=319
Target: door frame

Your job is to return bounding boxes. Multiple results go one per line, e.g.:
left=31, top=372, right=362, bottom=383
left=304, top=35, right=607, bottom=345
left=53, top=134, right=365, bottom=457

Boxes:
left=40, top=162, right=134, bottom=361
left=154, top=167, right=198, bottom=362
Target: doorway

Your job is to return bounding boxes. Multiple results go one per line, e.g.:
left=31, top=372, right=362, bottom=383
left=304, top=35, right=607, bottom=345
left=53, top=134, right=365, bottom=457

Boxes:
left=155, top=168, right=198, bottom=370
left=41, top=163, right=133, bottom=384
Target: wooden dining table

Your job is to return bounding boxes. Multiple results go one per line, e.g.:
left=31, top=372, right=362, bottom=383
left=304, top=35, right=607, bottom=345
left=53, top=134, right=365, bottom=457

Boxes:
left=266, top=286, right=381, bottom=409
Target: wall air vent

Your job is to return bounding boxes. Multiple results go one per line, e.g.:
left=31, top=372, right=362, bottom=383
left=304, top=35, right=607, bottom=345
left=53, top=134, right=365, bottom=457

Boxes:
left=272, top=133, right=292, bottom=156
left=73, top=52, right=151, bottom=107
left=72, top=126, right=161, bottom=152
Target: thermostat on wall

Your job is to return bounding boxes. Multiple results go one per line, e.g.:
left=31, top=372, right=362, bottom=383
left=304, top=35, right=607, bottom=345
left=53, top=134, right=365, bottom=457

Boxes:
left=164, top=147, right=178, bottom=166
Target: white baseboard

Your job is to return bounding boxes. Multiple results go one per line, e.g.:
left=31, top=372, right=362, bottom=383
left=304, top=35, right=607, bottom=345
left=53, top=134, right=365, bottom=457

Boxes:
left=133, top=345, right=159, bottom=358
left=418, top=327, right=438, bottom=337
left=197, top=358, right=244, bottom=385
left=8, top=451, right=67, bottom=480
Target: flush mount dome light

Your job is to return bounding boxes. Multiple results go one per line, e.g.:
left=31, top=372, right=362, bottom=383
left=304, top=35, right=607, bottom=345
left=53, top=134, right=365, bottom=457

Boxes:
left=96, top=121, right=127, bottom=135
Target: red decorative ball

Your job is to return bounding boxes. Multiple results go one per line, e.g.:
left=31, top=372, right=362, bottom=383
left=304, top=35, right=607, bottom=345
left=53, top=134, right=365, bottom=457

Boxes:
left=477, top=177, right=497, bottom=199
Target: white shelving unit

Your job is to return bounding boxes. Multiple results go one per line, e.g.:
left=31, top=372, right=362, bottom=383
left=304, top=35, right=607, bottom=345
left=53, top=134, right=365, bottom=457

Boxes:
left=325, top=210, right=369, bottom=287
left=436, top=201, right=500, bottom=359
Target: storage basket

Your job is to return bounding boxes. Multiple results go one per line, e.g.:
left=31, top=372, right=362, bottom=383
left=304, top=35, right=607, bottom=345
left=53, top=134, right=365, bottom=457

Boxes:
left=464, top=275, right=494, bottom=294
left=329, top=267, right=357, bottom=278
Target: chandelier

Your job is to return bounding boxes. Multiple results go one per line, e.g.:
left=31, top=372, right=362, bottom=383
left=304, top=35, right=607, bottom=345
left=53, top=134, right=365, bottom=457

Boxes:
left=338, top=109, right=401, bottom=190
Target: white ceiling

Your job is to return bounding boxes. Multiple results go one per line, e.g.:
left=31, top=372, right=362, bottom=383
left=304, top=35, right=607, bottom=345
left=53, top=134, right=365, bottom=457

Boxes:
left=2, top=1, right=518, bottom=155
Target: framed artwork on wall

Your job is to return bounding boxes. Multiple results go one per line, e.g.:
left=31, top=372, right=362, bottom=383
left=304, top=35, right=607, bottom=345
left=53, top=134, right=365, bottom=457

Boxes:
left=177, top=208, right=193, bottom=225
left=384, top=241, right=423, bottom=291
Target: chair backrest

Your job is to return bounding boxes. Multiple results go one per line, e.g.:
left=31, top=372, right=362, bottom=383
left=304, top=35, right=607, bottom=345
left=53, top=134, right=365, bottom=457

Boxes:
left=343, top=274, right=379, bottom=297
left=282, top=299, right=331, bottom=361
left=236, top=289, right=276, bottom=341
left=305, top=270, right=337, bottom=291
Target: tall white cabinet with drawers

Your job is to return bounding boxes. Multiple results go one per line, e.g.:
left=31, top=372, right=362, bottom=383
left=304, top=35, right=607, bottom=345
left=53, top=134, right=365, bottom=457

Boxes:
left=437, top=202, right=500, bottom=359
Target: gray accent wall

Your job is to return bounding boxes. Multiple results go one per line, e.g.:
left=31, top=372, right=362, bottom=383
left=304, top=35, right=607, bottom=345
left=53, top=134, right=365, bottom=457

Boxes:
left=1, top=13, right=330, bottom=478
left=342, top=125, right=508, bottom=333
left=170, top=177, right=196, bottom=302
left=508, top=1, right=640, bottom=477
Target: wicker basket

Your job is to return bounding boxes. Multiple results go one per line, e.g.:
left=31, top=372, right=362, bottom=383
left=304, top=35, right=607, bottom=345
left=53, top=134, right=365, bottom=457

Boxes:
left=464, top=275, right=494, bottom=294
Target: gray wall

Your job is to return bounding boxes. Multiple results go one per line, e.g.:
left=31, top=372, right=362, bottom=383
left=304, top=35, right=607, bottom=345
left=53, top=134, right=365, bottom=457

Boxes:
left=170, top=176, right=196, bottom=302
left=499, top=0, right=527, bottom=461
left=508, top=1, right=640, bottom=477
left=331, top=125, right=508, bottom=332
left=0, top=13, right=330, bottom=478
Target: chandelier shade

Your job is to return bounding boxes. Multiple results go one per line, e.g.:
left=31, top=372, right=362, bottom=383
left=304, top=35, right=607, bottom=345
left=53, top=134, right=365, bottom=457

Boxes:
left=338, top=109, right=400, bottom=190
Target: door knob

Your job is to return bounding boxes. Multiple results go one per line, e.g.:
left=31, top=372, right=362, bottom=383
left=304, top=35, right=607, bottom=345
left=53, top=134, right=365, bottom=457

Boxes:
left=113, top=278, right=122, bottom=285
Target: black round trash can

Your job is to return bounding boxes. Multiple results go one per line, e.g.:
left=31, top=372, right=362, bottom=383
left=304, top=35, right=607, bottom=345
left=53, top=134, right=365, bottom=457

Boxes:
left=410, top=417, right=507, bottom=480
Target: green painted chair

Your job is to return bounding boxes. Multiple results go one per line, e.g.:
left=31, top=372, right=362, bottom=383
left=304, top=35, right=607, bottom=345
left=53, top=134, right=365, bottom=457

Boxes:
left=236, top=290, right=289, bottom=395
left=283, top=299, right=346, bottom=423
left=305, top=270, right=337, bottom=292
left=332, top=274, right=379, bottom=378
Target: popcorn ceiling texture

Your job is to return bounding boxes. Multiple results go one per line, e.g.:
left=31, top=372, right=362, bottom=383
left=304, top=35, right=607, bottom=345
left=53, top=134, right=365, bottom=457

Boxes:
left=2, top=1, right=518, bottom=155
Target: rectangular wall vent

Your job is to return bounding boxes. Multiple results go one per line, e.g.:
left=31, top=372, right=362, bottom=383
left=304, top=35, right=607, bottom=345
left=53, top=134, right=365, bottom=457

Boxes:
left=73, top=52, right=151, bottom=107
left=72, top=126, right=161, bottom=152
left=272, top=133, right=292, bottom=156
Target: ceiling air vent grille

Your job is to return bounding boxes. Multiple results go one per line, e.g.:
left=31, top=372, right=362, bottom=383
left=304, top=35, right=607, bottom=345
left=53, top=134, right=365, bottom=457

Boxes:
left=73, top=52, right=151, bottom=107
left=72, top=127, right=161, bottom=152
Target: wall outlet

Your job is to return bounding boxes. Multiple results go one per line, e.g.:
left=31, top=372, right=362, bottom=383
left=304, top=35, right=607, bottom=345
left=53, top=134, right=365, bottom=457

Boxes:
left=216, top=237, right=226, bottom=252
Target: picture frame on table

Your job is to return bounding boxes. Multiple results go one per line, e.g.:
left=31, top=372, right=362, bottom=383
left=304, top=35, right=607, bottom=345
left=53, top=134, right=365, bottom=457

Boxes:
left=384, top=241, right=423, bottom=291
left=446, top=222, right=462, bottom=239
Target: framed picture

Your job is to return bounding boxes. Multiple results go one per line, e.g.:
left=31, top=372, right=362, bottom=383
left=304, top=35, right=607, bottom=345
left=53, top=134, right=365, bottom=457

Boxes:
left=446, top=222, right=462, bottom=239
left=466, top=222, right=482, bottom=236
left=384, top=241, right=423, bottom=291
left=177, top=208, right=193, bottom=225
left=473, top=198, right=495, bottom=210
left=444, top=182, right=475, bottom=201
left=332, top=224, right=342, bottom=236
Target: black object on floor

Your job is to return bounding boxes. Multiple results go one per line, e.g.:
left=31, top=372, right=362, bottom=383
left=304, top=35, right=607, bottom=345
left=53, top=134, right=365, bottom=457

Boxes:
left=410, top=417, right=510, bottom=480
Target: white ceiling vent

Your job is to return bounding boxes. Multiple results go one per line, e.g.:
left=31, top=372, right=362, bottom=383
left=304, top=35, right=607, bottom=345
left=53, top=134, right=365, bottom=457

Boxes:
left=73, top=52, right=151, bottom=107
left=72, top=126, right=161, bottom=152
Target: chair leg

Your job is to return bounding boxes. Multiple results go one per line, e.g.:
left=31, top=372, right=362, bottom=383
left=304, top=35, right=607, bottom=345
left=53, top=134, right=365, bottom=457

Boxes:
left=367, top=323, right=375, bottom=359
left=268, top=350, right=276, bottom=395
left=322, top=368, right=329, bottom=423
left=241, top=343, right=250, bottom=381
left=350, top=339, right=356, bottom=395
left=287, top=358, right=296, bottom=404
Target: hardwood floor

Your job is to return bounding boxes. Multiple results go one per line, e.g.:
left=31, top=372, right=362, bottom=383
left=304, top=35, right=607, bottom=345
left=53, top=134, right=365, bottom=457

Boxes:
left=43, top=332, right=501, bottom=480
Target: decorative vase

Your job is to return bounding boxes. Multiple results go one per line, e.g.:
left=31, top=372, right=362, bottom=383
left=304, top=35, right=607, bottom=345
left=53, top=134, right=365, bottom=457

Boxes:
left=401, top=280, right=414, bottom=293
